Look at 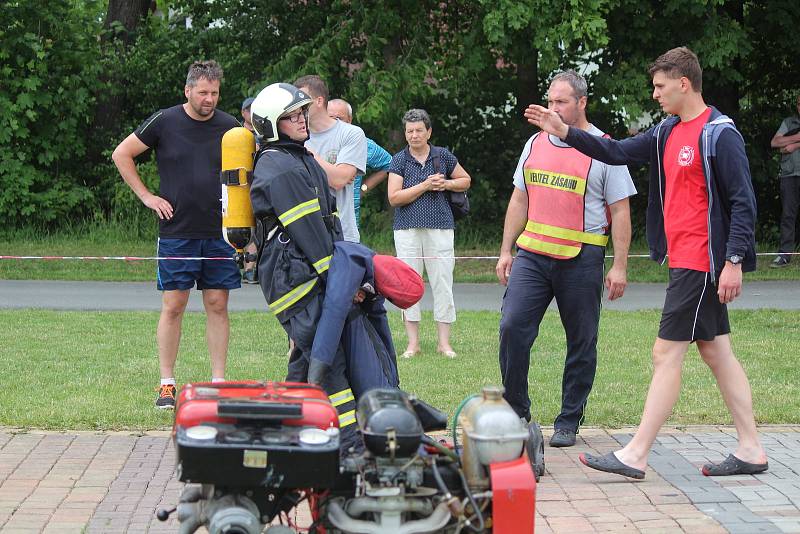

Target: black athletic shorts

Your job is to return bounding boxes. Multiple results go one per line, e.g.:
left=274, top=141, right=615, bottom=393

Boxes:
left=658, top=268, right=730, bottom=342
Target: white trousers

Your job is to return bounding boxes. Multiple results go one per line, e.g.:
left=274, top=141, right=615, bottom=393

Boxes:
left=393, top=228, right=456, bottom=323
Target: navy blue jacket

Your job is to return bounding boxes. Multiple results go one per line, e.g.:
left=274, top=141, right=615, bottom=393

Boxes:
left=564, top=106, right=757, bottom=281
left=310, top=242, right=399, bottom=396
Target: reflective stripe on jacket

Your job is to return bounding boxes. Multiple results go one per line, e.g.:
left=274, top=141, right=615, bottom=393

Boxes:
left=250, top=140, right=342, bottom=320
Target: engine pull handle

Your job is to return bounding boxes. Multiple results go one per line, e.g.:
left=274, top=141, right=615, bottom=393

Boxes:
left=156, top=507, right=176, bottom=521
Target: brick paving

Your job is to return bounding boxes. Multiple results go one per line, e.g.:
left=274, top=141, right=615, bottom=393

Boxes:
left=1, top=426, right=798, bottom=533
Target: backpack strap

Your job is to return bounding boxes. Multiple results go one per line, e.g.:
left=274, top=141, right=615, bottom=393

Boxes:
left=705, top=116, right=741, bottom=158
left=254, top=145, right=287, bottom=167
left=430, top=146, right=446, bottom=177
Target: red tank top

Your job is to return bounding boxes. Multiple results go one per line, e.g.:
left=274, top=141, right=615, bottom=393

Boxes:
left=663, top=107, right=712, bottom=272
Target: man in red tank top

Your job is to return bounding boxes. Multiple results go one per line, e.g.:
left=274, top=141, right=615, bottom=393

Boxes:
left=663, top=106, right=713, bottom=272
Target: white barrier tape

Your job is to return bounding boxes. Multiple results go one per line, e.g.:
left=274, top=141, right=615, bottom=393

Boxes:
left=0, top=256, right=232, bottom=261
left=0, top=252, right=796, bottom=261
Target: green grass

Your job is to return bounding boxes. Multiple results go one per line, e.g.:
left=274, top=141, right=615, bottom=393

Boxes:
left=1, top=220, right=798, bottom=282
left=0, top=221, right=157, bottom=282
left=1, top=309, right=797, bottom=431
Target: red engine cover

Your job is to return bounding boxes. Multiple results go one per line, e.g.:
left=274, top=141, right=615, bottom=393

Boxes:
left=172, top=381, right=341, bottom=488
left=173, top=380, right=339, bottom=434
left=490, top=454, right=537, bottom=534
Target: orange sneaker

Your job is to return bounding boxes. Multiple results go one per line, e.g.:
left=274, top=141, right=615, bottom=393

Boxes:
left=155, top=384, right=177, bottom=410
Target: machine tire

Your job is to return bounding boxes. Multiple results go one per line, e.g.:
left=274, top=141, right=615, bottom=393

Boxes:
left=525, top=421, right=546, bottom=481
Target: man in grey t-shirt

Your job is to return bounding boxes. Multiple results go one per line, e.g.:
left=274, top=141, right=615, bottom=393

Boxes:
left=770, top=94, right=800, bottom=267
left=510, top=124, right=634, bottom=232
left=295, top=75, right=367, bottom=243
left=496, top=70, right=636, bottom=448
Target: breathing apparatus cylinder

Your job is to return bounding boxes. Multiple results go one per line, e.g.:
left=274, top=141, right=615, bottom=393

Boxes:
left=220, top=127, right=256, bottom=267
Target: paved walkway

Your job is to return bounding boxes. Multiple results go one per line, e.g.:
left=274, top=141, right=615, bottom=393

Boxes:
left=2, top=280, right=798, bottom=532
left=1, top=426, right=798, bottom=533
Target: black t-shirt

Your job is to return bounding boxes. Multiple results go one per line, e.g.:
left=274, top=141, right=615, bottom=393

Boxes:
left=135, top=104, right=239, bottom=238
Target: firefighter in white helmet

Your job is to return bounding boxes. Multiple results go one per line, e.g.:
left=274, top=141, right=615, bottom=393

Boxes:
left=249, top=83, right=359, bottom=450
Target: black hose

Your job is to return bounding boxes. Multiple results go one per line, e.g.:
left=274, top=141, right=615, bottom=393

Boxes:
left=458, top=468, right=485, bottom=532
left=430, top=457, right=451, bottom=496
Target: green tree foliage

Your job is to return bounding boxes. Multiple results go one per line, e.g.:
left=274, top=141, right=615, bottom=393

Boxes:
left=590, top=0, right=800, bottom=240
left=2, top=1, right=799, bottom=242
left=736, top=0, right=800, bottom=239
left=0, top=1, right=106, bottom=226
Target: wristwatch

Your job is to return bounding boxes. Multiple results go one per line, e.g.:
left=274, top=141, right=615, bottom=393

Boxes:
left=361, top=184, right=368, bottom=192
left=727, top=254, right=743, bottom=265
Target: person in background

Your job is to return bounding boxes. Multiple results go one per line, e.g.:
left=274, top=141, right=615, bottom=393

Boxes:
left=241, top=96, right=255, bottom=133
left=769, top=94, right=800, bottom=268
left=387, top=108, right=471, bottom=359
left=112, top=60, right=240, bottom=409
left=294, top=75, right=367, bottom=243
left=327, top=98, right=392, bottom=226
left=496, top=70, right=635, bottom=448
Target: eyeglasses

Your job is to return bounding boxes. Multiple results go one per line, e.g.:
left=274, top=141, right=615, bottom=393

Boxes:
left=280, top=110, right=307, bottom=124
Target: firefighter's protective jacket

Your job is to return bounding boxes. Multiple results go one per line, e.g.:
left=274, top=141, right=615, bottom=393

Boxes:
left=250, top=139, right=342, bottom=321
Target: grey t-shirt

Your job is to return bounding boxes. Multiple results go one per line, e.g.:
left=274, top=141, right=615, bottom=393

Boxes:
left=776, top=116, right=800, bottom=177
left=305, top=119, right=367, bottom=242
left=512, top=126, right=636, bottom=234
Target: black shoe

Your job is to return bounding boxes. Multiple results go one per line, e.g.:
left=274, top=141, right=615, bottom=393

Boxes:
left=242, top=269, right=258, bottom=284
left=549, top=428, right=576, bottom=447
left=155, top=384, right=177, bottom=410
left=771, top=256, right=791, bottom=269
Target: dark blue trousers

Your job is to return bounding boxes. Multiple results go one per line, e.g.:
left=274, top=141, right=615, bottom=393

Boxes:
left=342, top=300, right=399, bottom=398
left=499, top=246, right=604, bottom=431
left=283, top=292, right=360, bottom=453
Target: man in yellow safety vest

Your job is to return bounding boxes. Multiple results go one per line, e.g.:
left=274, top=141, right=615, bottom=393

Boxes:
left=496, top=70, right=636, bottom=448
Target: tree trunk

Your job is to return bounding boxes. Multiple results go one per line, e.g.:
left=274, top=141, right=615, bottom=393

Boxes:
left=104, top=0, right=153, bottom=45
left=704, top=1, right=743, bottom=120
left=383, top=34, right=405, bottom=148
left=514, top=52, right=540, bottom=139
left=89, top=0, right=153, bottom=173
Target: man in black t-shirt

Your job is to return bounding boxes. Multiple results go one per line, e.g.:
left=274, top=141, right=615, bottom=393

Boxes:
left=112, top=60, right=241, bottom=409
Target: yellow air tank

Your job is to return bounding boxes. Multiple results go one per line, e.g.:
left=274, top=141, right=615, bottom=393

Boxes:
left=220, top=127, right=256, bottom=266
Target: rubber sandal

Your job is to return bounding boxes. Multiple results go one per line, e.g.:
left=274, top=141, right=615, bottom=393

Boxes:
left=702, top=454, right=768, bottom=476
left=401, top=350, right=420, bottom=359
left=438, top=350, right=457, bottom=358
left=579, top=452, right=646, bottom=480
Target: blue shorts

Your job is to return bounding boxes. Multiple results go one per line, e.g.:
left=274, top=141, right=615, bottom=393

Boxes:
left=156, top=238, right=241, bottom=291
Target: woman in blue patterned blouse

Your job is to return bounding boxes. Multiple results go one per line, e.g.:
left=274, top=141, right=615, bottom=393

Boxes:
left=387, top=109, right=471, bottom=359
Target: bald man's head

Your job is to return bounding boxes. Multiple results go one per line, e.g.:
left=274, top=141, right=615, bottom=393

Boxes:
left=327, top=99, right=352, bottom=123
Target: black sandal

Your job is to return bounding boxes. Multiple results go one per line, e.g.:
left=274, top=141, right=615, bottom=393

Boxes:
left=579, top=452, right=646, bottom=479
left=702, top=454, right=768, bottom=476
